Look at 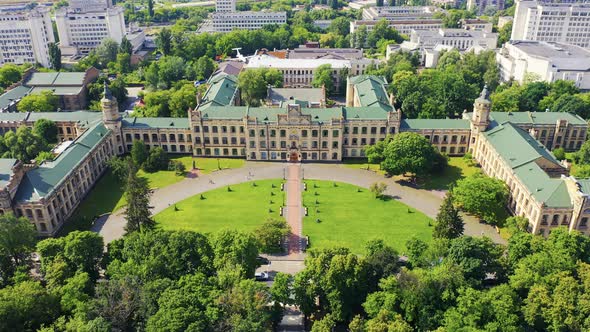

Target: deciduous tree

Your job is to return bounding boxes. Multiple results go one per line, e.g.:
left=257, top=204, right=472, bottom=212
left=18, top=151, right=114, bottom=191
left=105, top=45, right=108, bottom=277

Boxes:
left=255, top=218, right=290, bottom=254
left=452, top=172, right=508, bottom=224
left=18, top=91, right=59, bottom=113
left=311, top=64, right=334, bottom=95
left=380, top=132, right=438, bottom=178
left=33, top=118, right=58, bottom=144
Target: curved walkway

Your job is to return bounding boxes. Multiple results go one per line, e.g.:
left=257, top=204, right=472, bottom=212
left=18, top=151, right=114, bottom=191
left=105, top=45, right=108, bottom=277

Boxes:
left=92, top=161, right=505, bottom=245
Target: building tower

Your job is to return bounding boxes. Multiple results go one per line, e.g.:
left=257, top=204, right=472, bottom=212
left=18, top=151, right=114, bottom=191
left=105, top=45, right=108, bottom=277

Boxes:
left=101, top=82, right=124, bottom=155
left=216, top=0, right=236, bottom=12
left=469, top=85, right=491, bottom=152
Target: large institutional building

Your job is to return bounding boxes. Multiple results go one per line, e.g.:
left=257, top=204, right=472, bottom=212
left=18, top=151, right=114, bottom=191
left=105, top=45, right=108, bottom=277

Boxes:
left=497, top=40, right=590, bottom=90
left=0, top=73, right=589, bottom=238
left=512, top=0, right=590, bottom=48
left=0, top=4, right=55, bottom=67
left=211, top=0, right=286, bottom=32
left=56, top=0, right=126, bottom=55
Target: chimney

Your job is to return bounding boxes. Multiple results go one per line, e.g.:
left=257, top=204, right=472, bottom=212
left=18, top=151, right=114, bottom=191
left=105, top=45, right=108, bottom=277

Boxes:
left=196, top=91, right=202, bottom=105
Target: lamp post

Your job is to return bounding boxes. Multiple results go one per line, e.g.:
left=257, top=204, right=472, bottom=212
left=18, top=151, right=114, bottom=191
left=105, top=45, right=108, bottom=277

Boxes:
left=217, top=158, right=220, bottom=170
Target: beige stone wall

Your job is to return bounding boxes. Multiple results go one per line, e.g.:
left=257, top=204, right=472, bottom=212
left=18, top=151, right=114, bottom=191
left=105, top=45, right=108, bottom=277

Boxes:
left=524, top=123, right=587, bottom=152
left=122, top=128, right=193, bottom=154
left=403, top=129, right=471, bottom=156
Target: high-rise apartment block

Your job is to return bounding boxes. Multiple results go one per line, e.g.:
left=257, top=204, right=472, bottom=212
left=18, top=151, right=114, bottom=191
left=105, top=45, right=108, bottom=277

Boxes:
left=56, top=0, right=126, bottom=55
left=512, top=0, right=590, bottom=48
left=0, top=4, right=55, bottom=67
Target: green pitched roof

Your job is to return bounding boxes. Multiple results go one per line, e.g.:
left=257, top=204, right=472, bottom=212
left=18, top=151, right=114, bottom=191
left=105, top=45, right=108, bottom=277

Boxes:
left=344, top=107, right=389, bottom=120
left=400, top=119, right=471, bottom=130
left=483, top=122, right=571, bottom=208
left=30, top=86, right=84, bottom=96
left=200, top=74, right=239, bottom=109
left=484, top=122, right=561, bottom=169
left=349, top=75, right=392, bottom=110
left=26, top=72, right=59, bottom=86
left=512, top=163, right=571, bottom=208
left=15, top=123, right=110, bottom=202
left=246, top=107, right=285, bottom=122
left=26, top=72, right=86, bottom=86
left=0, top=158, right=17, bottom=188
left=302, top=108, right=343, bottom=123
left=0, top=86, right=31, bottom=110
left=27, top=111, right=101, bottom=126
left=489, top=111, right=587, bottom=127
left=576, top=179, right=590, bottom=196
left=200, top=106, right=247, bottom=120
left=122, top=117, right=190, bottom=129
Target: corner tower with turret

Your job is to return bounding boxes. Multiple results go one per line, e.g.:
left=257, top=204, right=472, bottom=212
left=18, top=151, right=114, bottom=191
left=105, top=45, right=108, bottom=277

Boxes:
left=101, top=82, right=124, bottom=154
left=469, top=85, right=491, bottom=152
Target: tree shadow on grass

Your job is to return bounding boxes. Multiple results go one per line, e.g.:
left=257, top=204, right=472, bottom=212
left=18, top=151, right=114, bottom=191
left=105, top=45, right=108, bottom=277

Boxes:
left=418, top=164, right=464, bottom=190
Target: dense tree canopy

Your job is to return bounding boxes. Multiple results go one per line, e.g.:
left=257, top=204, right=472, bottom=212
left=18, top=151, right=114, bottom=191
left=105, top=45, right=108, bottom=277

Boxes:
left=18, top=91, right=59, bottom=113
left=452, top=172, right=509, bottom=224
left=238, top=68, right=283, bottom=106
left=0, top=126, right=49, bottom=162
left=380, top=132, right=440, bottom=177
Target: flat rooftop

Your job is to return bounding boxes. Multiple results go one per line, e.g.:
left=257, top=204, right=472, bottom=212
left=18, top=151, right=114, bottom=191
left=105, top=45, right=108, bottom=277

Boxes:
left=247, top=54, right=351, bottom=69
left=508, top=41, right=590, bottom=71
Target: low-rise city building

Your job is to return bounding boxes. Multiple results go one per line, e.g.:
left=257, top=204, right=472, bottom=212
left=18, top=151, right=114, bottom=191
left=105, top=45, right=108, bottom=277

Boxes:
left=350, top=18, right=444, bottom=35
left=211, top=11, right=287, bottom=32
left=389, top=28, right=497, bottom=67
left=244, top=53, right=376, bottom=90
left=466, top=0, right=505, bottom=15
left=0, top=67, right=100, bottom=111
left=361, top=6, right=437, bottom=21
left=497, top=40, right=590, bottom=90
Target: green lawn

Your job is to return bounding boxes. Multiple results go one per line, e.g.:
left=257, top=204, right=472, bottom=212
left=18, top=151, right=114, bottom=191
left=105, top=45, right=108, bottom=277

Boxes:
left=60, top=156, right=245, bottom=235
left=419, top=157, right=480, bottom=190
left=342, top=158, right=386, bottom=175
left=154, top=179, right=285, bottom=234
left=60, top=171, right=126, bottom=234
left=140, top=156, right=245, bottom=189
left=302, top=180, right=433, bottom=254
left=343, top=157, right=480, bottom=191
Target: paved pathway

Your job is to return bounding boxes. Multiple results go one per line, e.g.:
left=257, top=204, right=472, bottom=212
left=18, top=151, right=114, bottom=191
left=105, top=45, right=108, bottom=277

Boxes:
left=93, top=161, right=505, bottom=245
left=284, top=163, right=304, bottom=256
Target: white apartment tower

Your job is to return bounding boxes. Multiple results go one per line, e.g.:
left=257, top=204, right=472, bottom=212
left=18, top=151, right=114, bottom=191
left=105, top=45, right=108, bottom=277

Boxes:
left=56, top=0, right=125, bottom=55
left=512, top=0, right=590, bottom=48
left=216, top=0, right=236, bottom=12
left=0, top=5, right=55, bottom=67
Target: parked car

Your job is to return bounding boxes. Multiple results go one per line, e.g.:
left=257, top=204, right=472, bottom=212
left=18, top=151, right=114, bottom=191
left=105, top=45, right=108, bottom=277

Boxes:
left=256, top=256, right=270, bottom=266
left=255, top=272, right=269, bottom=281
